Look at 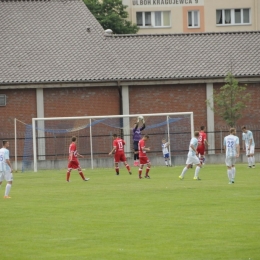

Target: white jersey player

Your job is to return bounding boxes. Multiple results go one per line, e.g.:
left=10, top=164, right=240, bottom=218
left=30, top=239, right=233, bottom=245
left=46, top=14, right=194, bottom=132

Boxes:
left=241, top=126, right=255, bottom=168
left=161, top=139, right=171, bottom=166
left=0, top=140, right=13, bottom=198
left=223, top=128, right=239, bottom=184
left=179, top=131, right=202, bottom=180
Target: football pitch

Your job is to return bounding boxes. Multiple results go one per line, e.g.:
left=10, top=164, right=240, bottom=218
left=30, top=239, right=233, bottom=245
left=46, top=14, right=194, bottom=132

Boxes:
left=1, top=164, right=259, bottom=260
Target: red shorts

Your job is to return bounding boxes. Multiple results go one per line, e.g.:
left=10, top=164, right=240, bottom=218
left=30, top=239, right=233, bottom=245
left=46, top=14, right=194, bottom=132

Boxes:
left=139, top=156, right=150, bottom=165
left=114, top=153, right=126, bottom=163
left=197, top=146, right=205, bottom=156
left=68, top=159, right=80, bottom=169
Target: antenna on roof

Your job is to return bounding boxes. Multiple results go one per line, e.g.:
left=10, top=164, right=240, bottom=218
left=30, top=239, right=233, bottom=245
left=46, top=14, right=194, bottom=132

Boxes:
left=104, top=29, right=113, bottom=35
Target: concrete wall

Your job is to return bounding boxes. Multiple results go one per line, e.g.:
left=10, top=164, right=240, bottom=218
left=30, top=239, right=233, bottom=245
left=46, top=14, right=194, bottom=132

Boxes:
left=17, top=153, right=260, bottom=171
left=125, top=0, right=260, bottom=34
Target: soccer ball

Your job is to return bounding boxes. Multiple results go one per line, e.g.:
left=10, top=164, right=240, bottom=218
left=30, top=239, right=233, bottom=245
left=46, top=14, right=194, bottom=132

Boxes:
left=138, top=115, right=144, bottom=121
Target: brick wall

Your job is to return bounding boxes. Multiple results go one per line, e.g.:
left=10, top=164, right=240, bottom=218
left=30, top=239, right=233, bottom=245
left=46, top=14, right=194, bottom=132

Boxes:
left=129, top=84, right=207, bottom=129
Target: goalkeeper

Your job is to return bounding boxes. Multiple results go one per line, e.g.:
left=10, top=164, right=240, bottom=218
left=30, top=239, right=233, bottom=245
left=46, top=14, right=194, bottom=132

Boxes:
left=133, top=117, right=146, bottom=166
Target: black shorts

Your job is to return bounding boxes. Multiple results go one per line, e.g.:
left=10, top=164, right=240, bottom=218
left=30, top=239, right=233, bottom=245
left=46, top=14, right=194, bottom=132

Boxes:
left=133, top=141, right=139, bottom=151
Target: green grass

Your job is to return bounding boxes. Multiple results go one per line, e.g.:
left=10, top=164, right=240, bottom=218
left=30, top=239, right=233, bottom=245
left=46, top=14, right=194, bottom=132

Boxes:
left=1, top=164, right=259, bottom=260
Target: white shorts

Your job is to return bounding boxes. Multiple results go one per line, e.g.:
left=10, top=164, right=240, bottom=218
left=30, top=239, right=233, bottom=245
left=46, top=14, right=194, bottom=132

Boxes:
left=0, top=171, right=13, bottom=182
left=245, top=145, right=255, bottom=156
left=186, top=155, right=200, bottom=165
left=225, top=156, right=236, bottom=167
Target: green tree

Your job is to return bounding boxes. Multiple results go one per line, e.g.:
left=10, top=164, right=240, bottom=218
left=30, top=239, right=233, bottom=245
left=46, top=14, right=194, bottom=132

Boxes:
left=84, top=0, right=139, bottom=34
left=206, top=73, right=251, bottom=127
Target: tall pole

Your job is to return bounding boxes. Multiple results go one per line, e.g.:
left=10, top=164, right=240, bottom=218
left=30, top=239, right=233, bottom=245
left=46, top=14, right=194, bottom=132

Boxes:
left=190, top=112, right=194, bottom=138
left=14, top=118, right=17, bottom=172
left=32, top=119, right=37, bottom=172
left=166, top=115, right=172, bottom=166
left=89, top=119, right=93, bottom=169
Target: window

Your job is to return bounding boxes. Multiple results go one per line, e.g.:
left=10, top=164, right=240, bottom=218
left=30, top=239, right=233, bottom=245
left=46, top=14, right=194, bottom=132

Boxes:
left=188, top=10, right=200, bottom=28
left=136, top=11, right=171, bottom=27
left=216, top=9, right=250, bottom=25
left=0, top=95, right=6, bottom=106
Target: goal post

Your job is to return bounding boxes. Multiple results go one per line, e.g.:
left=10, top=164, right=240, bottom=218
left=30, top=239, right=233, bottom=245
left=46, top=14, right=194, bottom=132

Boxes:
left=31, top=112, right=194, bottom=172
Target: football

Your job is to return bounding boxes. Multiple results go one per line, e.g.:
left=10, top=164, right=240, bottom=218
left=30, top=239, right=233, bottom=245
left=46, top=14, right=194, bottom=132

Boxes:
left=138, top=115, right=144, bottom=121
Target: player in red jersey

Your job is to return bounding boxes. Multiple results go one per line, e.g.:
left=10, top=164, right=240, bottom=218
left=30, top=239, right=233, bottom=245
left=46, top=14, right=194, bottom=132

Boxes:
left=66, top=136, right=90, bottom=182
left=197, top=126, right=209, bottom=165
left=109, top=134, right=132, bottom=175
left=138, top=135, right=151, bottom=179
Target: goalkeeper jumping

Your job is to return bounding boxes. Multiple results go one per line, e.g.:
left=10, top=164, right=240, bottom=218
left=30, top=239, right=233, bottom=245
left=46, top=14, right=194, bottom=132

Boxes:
left=133, top=117, right=146, bottom=166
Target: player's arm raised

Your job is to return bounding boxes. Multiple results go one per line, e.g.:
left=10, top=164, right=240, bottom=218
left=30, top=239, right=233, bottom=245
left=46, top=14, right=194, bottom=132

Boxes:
left=133, top=123, right=139, bottom=132
left=140, top=122, right=146, bottom=131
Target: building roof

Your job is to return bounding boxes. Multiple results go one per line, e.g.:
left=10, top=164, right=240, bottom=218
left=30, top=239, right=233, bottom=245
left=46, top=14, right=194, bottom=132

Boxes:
left=0, top=0, right=260, bottom=85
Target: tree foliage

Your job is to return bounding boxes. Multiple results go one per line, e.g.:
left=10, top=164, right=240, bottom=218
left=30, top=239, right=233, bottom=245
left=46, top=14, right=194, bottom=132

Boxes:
left=84, top=0, right=139, bottom=34
left=206, top=73, right=251, bottom=127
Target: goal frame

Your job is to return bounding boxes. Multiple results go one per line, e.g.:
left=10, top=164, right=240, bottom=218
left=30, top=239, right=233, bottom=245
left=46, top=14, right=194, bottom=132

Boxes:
left=31, top=112, right=194, bottom=172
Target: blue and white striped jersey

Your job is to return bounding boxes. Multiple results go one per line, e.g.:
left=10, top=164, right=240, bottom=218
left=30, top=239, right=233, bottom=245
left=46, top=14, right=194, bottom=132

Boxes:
left=188, top=137, right=198, bottom=156
left=0, top=148, right=10, bottom=172
left=242, top=130, right=255, bottom=146
left=223, top=135, right=239, bottom=157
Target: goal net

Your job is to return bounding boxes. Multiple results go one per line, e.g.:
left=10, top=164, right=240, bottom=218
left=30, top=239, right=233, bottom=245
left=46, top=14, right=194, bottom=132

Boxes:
left=15, top=112, right=193, bottom=172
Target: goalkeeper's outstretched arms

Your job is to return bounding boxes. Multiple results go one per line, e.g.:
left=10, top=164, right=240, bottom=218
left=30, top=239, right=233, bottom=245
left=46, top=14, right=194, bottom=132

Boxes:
left=140, top=119, right=145, bottom=131
left=133, top=121, right=139, bottom=132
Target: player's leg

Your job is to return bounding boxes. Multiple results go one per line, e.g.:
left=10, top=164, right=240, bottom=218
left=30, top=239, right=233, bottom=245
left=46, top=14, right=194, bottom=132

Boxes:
left=246, top=145, right=252, bottom=168
left=179, top=157, right=192, bottom=179
left=250, top=146, right=255, bottom=168
left=66, top=160, right=73, bottom=182
left=247, top=155, right=252, bottom=168
left=138, top=157, right=145, bottom=179
left=225, top=157, right=233, bottom=184
left=122, top=154, right=131, bottom=175
left=133, top=141, right=139, bottom=166
left=4, top=171, right=13, bottom=198
left=197, top=146, right=205, bottom=165
left=164, top=153, right=169, bottom=166
left=114, top=154, right=120, bottom=175
left=227, top=166, right=233, bottom=184
left=231, top=163, right=236, bottom=183
left=193, top=156, right=202, bottom=180
left=66, top=168, right=72, bottom=182
left=145, top=160, right=151, bottom=178
left=123, top=161, right=132, bottom=174
left=114, top=162, right=120, bottom=175
left=77, top=162, right=89, bottom=181
left=0, top=172, right=3, bottom=188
